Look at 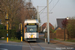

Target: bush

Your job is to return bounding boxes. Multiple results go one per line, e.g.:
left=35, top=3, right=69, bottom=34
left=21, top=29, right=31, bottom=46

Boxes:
left=0, top=24, right=5, bottom=30
left=0, top=30, right=7, bottom=37
left=50, top=27, right=54, bottom=33
left=9, top=29, right=16, bottom=38
left=0, top=24, right=7, bottom=38
left=0, top=29, right=21, bottom=39
left=67, top=18, right=75, bottom=38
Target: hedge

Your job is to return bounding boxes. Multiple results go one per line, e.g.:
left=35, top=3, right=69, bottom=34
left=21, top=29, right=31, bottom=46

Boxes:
left=0, top=29, right=21, bottom=39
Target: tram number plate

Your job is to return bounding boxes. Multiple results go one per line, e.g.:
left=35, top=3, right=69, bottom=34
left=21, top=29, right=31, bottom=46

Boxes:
left=31, top=35, right=33, bottom=38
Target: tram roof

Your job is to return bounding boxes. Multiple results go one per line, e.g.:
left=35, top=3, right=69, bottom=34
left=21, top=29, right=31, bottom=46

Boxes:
left=24, top=19, right=39, bottom=23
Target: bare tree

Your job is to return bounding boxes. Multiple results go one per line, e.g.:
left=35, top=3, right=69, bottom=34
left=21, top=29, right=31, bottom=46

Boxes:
left=0, top=0, right=37, bottom=29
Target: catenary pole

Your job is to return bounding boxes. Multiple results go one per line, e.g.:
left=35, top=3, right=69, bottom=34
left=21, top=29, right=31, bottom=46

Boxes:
left=37, top=6, right=39, bottom=21
left=47, top=0, right=50, bottom=44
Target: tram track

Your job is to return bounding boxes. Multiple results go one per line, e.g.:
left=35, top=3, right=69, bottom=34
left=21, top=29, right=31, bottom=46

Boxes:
left=29, top=43, right=34, bottom=50
left=37, top=43, right=45, bottom=50
left=23, top=39, right=45, bottom=50
left=27, top=41, right=45, bottom=50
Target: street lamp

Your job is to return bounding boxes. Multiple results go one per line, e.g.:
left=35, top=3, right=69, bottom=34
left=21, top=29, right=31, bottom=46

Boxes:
left=5, top=13, right=9, bottom=43
left=67, top=17, right=69, bottom=20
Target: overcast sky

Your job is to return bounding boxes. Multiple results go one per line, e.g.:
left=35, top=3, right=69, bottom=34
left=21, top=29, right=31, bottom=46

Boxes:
left=26, top=0, right=75, bottom=27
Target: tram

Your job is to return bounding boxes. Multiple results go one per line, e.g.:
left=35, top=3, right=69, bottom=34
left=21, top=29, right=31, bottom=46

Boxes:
left=24, top=19, right=39, bottom=41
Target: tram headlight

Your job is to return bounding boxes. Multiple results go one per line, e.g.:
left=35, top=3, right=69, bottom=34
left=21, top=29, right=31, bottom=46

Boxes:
left=34, top=36, right=35, bottom=38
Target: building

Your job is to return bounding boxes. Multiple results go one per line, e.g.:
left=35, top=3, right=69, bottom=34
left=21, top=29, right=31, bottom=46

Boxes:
left=41, top=23, right=54, bottom=32
left=55, top=18, right=66, bottom=30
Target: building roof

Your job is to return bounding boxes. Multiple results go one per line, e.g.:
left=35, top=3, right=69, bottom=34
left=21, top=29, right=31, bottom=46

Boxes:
left=57, top=18, right=65, bottom=29
left=41, top=23, right=54, bottom=29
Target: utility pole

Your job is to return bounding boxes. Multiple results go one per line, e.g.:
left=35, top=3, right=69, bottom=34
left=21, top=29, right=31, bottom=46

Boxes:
left=21, top=23, right=23, bottom=42
left=47, top=0, right=50, bottom=44
left=6, top=13, right=8, bottom=43
left=37, top=6, right=39, bottom=22
left=5, top=13, right=9, bottom=43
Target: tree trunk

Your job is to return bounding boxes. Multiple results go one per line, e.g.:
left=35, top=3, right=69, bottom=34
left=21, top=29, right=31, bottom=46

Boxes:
left=64, top=28, right=65, bottom=41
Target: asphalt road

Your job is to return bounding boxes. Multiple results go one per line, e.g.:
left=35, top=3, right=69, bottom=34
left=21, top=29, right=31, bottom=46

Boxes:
left=0, top=39, right=75, bottom=50
left=0, top=45, right=22, bottom=50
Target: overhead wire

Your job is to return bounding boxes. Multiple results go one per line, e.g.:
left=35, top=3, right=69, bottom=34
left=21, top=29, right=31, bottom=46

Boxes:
left=39, top=0, right=52, bottom=24
left=41, top=0, right=59, bottom=19
left=50, top=0, right=59, bottom=11
left=40, top=0, right=59, bottom=15
left=39, top=0, right=52, bottom=14
left=39, top=0, right=53, bottom=20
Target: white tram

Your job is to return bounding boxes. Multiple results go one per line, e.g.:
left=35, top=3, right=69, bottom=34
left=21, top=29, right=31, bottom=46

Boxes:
left=24, top=19, right=39, bottom=41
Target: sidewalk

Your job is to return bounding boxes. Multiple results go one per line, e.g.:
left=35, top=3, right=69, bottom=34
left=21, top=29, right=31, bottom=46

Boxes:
left=40, top=38, right=75, bottom=46
left=50, top=39, right=75, bottom=46
left=0, top=40, right=21, bottom=44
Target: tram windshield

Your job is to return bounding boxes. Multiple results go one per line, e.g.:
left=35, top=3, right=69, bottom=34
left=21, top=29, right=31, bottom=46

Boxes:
left=26, top=25, right=38, bottom=32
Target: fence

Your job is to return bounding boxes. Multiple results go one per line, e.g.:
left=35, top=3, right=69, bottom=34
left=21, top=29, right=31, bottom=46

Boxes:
left=56, top=29, right=68, bottom=40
